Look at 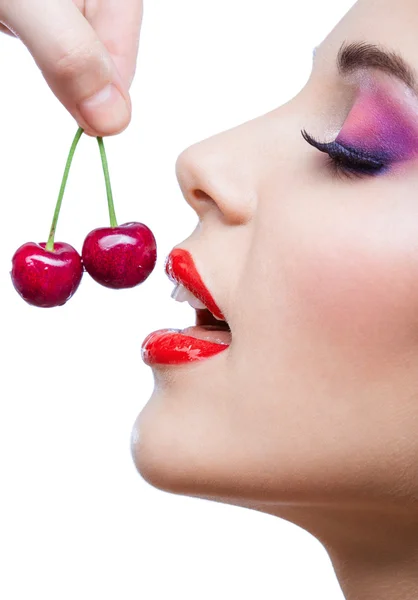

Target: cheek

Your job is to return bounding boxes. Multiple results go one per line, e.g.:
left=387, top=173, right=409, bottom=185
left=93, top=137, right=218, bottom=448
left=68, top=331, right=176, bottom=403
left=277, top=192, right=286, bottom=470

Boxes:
left=285, top=195, right=418, bottom=357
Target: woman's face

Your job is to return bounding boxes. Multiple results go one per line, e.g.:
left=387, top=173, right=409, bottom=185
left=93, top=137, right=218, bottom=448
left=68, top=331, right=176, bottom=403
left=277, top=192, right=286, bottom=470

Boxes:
left=131, top=0, right=418, bottom=510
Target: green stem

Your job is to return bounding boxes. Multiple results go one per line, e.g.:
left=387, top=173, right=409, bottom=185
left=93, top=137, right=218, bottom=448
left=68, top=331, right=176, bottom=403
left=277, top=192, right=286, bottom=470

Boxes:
left=46, top=127, right=84, bottom=251
left=97, top=136, right=117, bottom=228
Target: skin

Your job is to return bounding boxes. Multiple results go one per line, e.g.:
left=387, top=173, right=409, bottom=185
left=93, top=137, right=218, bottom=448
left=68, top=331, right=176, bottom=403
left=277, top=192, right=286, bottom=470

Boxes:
left=0, top=0, right=143, bottom=136
left=130, top=1, right=418, bottom=599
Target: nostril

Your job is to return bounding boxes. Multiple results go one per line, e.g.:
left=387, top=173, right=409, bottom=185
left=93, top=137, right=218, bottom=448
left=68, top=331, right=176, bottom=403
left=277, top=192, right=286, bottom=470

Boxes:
left=192, top=186, right=249, bottom=225
left=191, top=188, right=220, bottom=216
left=176, top=146, right=253, bottom=225
left=193, top=189, right=213, bottom=202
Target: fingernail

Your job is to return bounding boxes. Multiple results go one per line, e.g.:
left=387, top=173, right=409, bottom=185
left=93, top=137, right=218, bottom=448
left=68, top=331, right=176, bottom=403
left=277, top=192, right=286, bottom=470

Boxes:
left=78, top=84, right=130, bottom=134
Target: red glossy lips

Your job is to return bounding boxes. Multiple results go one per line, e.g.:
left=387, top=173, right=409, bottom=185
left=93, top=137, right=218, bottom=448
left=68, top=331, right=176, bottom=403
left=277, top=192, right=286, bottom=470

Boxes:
left=141, top=248, right=230, bottom=366
left=141, top=329, right=228, bottom=365
left=165, top=248, right=225, bottom=320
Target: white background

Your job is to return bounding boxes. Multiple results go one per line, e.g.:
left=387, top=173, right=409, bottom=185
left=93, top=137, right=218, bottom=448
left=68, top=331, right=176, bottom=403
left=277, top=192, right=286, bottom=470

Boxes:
left=0, top=1, right=356, bottom=598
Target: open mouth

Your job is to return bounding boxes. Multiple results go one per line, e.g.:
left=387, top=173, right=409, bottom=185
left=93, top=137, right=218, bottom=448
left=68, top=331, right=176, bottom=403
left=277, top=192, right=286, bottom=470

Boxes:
left=141, top=248, right=231, bottom=366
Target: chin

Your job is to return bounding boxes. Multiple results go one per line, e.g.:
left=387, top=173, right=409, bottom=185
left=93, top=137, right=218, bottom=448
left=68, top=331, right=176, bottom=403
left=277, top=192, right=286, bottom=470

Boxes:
left=130, top=393, right=191, bottom=495
left=130, top=384, right=246, bottom=503
left=130, top=386, right=218, bottom=498
left=131, top=383, right=289, bottom=507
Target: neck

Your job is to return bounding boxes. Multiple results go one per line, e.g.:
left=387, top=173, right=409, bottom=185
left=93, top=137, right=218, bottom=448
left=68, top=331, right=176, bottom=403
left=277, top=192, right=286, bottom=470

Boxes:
left=245, top=501, right=418, bottom=600
left=322, top=507, right=418, bottom=600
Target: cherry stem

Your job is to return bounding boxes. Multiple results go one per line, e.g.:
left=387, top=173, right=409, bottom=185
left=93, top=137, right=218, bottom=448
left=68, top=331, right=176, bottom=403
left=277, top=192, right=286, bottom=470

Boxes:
left=97, top=136, right=117, bottom=228
left=46, top=127, right=84, bottom=252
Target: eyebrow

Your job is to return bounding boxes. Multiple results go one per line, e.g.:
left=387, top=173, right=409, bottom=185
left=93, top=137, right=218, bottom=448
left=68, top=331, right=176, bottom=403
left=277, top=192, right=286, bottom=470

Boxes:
left=337, top=42, right=416, bottom=90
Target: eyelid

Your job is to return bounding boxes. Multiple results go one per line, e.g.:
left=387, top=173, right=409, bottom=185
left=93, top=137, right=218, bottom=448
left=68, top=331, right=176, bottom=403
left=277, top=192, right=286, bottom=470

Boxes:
left=331, top=74, right=418, bottom=163
left=301, top=129, right=387, bottom=176
left=301, top=130, right=386, bottom=167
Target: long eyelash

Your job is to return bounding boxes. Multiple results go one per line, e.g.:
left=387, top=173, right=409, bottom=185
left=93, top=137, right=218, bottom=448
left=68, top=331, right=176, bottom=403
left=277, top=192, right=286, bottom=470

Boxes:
left=301, top=129, right=388, bottom=178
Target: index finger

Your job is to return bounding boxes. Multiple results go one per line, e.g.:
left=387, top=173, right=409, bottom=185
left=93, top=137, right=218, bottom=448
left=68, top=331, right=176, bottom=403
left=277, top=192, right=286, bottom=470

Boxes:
left=86, top=0, right=143, bottom=88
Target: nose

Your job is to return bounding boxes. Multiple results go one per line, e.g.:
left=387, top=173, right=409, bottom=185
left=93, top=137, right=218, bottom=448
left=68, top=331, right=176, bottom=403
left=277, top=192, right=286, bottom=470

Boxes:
left=175, top=126, right=257, bottom=226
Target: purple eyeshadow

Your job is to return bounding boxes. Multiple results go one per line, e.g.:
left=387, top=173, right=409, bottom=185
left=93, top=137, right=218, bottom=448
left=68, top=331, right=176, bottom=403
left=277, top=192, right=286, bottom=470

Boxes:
left=336, top=86, right=418, bottom=162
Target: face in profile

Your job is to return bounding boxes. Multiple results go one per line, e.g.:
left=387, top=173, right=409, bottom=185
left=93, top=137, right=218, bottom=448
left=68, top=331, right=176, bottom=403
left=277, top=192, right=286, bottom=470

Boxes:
left=131, top=0, right=418, bottom=541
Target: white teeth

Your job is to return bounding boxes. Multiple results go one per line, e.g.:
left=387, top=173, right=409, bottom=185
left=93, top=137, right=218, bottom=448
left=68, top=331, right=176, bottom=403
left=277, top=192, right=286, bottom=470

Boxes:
left=171, top=284, right=207, bottom=310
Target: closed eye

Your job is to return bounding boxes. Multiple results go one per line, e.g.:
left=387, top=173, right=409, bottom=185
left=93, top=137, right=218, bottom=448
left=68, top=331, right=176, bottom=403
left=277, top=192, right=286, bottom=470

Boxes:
left=301, top=129, right=388, bottom=178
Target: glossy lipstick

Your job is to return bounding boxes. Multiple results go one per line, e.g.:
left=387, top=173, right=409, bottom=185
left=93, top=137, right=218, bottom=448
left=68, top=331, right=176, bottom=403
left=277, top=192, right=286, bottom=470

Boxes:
left=165, top=248, right=225, bottom=321
left=141, top=329, right=229, bottom=365
left=141, top=249, right=230, bottom=366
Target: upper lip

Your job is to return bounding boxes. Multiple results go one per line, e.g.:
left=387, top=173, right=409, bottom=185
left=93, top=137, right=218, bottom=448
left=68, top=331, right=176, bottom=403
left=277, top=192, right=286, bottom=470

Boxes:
left=164, top=248, right=226, bottom=321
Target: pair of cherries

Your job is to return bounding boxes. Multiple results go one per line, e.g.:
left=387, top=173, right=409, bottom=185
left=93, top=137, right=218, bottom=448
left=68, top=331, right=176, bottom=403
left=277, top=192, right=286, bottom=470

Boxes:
left=11, top=128, right=157, bottom=308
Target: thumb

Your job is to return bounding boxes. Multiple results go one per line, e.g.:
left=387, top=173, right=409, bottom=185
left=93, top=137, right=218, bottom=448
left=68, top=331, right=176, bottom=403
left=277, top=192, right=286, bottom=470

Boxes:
left=2, top=0, right=131, bottom=136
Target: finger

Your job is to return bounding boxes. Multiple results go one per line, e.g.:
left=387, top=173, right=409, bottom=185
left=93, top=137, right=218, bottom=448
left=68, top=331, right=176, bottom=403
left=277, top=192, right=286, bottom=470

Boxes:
left=86, top=0, right=143, bottom=88
left=2, top=0, right=132, bottom=136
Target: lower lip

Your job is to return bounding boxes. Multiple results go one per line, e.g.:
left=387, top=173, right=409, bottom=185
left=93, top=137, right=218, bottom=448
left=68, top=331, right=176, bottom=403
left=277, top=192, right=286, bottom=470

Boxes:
left=141, top=327, right=230, bottom=366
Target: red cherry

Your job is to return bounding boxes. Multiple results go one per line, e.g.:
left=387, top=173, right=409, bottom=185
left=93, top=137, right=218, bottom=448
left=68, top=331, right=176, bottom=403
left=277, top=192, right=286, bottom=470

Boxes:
left=81, top=222, right=157, bottom=289
left=11, top=242, right=83, bottom=308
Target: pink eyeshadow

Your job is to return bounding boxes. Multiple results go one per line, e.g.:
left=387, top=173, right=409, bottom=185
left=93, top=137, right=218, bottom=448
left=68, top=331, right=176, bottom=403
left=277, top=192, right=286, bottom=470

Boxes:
left=336, top=85, right=418, bottom=161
